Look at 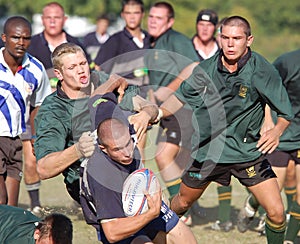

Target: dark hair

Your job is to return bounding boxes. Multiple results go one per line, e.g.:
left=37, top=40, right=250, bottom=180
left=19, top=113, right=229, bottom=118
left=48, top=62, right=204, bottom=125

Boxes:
left=122, top=0, right=144, bottom=12
left=96, top=14, right=110, bottom=22
left=221, top=15, right=251, bottom=37
left=36, top=213, right=73, bottom=244
left=3, top=16, right=31, bottom=34
left=152, top=2, right=174, bottom=19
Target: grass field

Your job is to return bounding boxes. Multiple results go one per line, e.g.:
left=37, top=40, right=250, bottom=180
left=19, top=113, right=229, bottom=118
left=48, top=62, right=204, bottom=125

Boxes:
left=18, top=126, right=300, bottom=243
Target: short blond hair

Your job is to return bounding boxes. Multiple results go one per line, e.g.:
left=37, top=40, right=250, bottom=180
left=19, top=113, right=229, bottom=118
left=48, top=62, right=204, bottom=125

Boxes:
left=51, top=43, right=86, bottom=72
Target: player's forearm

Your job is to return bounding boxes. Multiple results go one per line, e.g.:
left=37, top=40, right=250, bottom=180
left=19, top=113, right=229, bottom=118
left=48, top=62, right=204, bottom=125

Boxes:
left=102, top=212, right=157, bottom=243
left=37, top=145, right=80, bottom=180
left=274, top=117, right=290, bottom=137
left=167, top=61, right=199, bottom=91
left=159, top=94, right=184, bottom=118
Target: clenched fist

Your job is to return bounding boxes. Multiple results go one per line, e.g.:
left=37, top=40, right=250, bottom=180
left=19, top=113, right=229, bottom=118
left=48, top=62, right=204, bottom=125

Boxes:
left=75, top=132, right=95, bottom=158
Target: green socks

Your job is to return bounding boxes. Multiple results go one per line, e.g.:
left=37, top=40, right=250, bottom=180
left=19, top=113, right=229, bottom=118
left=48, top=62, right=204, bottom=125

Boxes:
left=217, top=185, right=232, bottom=223
left=284, top=186, right=296, bottom=213
left=285, top=202, right=300, bottom=242
left=265, top=215, right=286, bottom=244
left=165, top=178, right=181, bottom=198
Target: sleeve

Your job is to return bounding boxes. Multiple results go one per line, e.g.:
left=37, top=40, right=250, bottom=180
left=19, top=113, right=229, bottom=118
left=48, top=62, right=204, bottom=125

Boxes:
left=34, top=107, right=70, bottom=161
left=30, top=66, right=51, bottom=107
left=254, top=58, right=294, bottom=121
left=176, top=65, right=212, bottom=108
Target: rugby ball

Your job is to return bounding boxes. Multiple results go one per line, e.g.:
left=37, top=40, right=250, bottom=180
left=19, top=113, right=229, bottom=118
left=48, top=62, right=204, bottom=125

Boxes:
left=122, top=168, right=160, bottom=217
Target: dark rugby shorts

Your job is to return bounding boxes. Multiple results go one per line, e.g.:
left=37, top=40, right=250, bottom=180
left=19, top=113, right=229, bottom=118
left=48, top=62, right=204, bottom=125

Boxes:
left=156, top=107, right=193, bottom=149
left=182, top=156, right=277, bottom=188
left=0, top=136, right=23, bottom=181
left=265, top=150, right=300, bottom=167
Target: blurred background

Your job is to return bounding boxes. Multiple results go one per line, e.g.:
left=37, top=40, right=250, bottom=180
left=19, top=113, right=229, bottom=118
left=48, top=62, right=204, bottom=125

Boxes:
left=0, top=0, right=299, bottom=61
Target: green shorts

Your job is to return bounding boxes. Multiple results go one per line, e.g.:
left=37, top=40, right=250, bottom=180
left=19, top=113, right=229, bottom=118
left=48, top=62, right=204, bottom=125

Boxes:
left=182, top=156, right=276, bottom=188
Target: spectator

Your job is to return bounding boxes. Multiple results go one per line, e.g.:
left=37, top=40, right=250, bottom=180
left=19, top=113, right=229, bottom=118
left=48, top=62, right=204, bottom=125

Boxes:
left=0, top=16, right=51, bottom=206
left=94, top=0, right=150, bottom=98
left=192, top=9, right=219, bottom=61
left=27, top=1, right=88, bottom=90
left=83, top=14, right=110, bottom=67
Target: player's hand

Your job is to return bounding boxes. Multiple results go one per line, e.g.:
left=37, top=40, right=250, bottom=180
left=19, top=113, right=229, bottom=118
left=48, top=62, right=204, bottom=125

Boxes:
left=75, top=132, right=95, bottom=158
left=107, top=74, right=128, bottom=103
left=144, top=187, right=162, bottom=219
left=128, top=111, right=151, bottom=141
left=256, top=127, right=281, bottom=154
left=154, top=87, right=173, bottom=103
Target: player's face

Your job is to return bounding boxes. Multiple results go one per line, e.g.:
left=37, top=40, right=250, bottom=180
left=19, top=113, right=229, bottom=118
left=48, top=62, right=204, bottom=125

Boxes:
left=196, top=21, right=216, bottom=42
left=147, top=7, right=174, bottom=39
left=220, top=25, right=253, bottom=63
left=42, top=5, right=66, bottom=36
left=2, top=24, right=31, bottom=60
left=54, top=51, right=90, bottom=93
left=122, top=4, right=144, bottom=30
left=103, top=133, right=134, bottom=165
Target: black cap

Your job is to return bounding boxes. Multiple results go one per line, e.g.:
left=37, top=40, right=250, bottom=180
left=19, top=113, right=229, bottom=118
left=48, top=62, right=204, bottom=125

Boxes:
left=196, top=9, right=218, bottom=26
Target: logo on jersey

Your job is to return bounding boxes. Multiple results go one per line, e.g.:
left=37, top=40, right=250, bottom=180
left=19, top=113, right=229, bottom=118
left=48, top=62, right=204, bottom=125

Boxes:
left=93, top=98, right=108, bottom=108
left=297, top=150, right=300, bottom=158
left=246, top=166, right=256, bottom=178
left=238, top=85, right=248, bottom=98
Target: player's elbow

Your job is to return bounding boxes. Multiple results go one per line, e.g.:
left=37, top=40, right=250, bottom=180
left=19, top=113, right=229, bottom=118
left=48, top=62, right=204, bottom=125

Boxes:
left=105, top=233, right=122, bottom=243
left=36, top=158, right=51, bottom=180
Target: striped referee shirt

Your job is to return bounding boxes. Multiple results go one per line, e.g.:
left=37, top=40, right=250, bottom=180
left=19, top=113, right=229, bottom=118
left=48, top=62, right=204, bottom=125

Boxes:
left=0, top=47, right=51, bottom=137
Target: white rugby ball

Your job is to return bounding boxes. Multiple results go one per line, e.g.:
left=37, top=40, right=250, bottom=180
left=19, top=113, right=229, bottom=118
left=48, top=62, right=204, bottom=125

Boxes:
left=122, top=168, right=160, bottom=217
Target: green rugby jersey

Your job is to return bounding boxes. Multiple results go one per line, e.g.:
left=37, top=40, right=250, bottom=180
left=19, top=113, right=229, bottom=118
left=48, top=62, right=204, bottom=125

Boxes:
left=35, top=72, right=139, bottom=185
left=0, top=205, right=40, bottom=244
left=273, top=49, right=300, bottom=151
left=176, top=50, right=293, bottom=163
left=145, top=28, right=198, bottom=90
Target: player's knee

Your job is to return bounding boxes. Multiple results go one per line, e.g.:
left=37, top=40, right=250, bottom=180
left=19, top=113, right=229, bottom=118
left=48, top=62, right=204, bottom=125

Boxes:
left=266, top=206, right=285, bottom=224
left=155, top=153, right=170, bottom=169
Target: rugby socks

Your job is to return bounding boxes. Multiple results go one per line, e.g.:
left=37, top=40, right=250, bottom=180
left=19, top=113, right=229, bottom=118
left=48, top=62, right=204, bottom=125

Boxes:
left=284, top=186, right=296, bottom=213
left=165, top=178, right=181, bottom=199
left=25, top=181, right=41, bottom=209
left=285, top=202, right=300, bottom=242
left=247, top=194, right=259, bottom=214
left=265, top=215, right=286, bottom=244
left=217, top=185, right=232, bottom=223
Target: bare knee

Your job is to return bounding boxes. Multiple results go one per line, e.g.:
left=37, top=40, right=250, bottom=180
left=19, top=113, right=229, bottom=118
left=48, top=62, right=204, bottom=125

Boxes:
left=266, top=205, right=286, bottom=224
